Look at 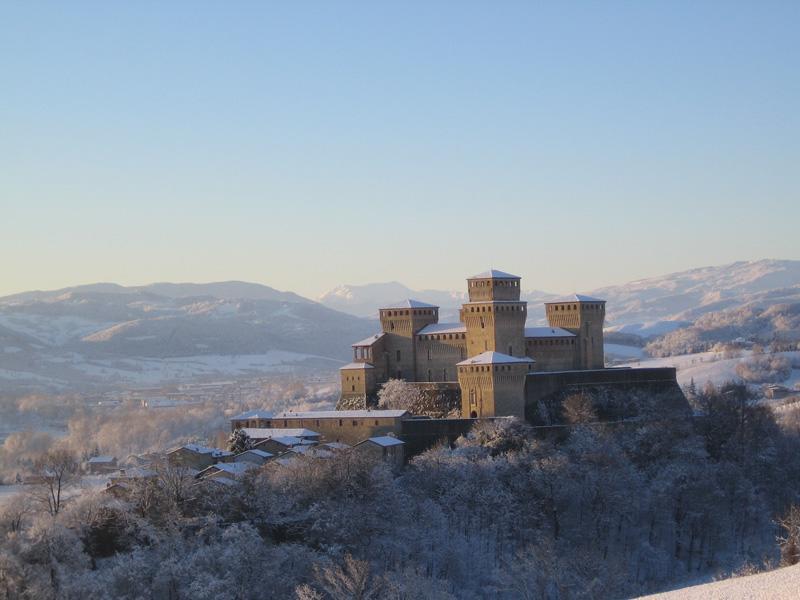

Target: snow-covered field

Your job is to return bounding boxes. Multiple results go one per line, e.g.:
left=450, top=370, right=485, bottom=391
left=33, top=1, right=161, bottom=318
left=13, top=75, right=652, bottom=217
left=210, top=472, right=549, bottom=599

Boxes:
left=0, top=350, right=343, bottom=389
left=619, top=350, right=800, bottom=389
left=0, top=484, right=24, bottom=506
left=638, top=563, right=800, bottom=599
left=605, top=343, right=647, bottom=360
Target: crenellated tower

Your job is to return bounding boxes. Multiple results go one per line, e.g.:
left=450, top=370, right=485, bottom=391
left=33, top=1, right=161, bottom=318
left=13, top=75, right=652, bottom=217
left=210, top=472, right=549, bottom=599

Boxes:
left=544, top=295, right=606, bottom=369
left=461, top=270, right=527, bottom=358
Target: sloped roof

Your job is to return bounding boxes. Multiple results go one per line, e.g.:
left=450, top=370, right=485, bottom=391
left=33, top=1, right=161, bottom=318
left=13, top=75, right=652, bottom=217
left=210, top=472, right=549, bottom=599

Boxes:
left=273, top=409, right=409, bottom=419
left=544, top=294, right=605, bottom=304
left=418, top=322, right=467, bottom=335
left=88, top=456, right=115, bottom=463
left=524, top=327, right=576, bottom=338
left=230, top=409, right=274, bottom=421
left=241, top=427, right=320, bottom=439
left=457, top=351, right=535, bottom=366
left=339, top=362, right=374, bottom=370
left=352, top=332, right=385, bottom=346
left=468, top=269, right=520, bottom=280
left=172, top=444, right=233, bottom=457
left=254, top=436, right=303, bottom=447
left=238, top=449, right=274, bottom=458
left=360, top=436, right=405, bottom=447
left=381, top=299, right=439, bottom=309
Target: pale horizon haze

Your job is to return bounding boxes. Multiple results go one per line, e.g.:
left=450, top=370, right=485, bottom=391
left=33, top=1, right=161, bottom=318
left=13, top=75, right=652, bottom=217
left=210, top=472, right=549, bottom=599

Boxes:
left=2, top=2, right=798, bottom=299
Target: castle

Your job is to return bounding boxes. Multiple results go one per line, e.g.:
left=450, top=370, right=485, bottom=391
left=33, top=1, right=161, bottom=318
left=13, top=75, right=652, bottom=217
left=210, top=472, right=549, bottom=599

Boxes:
left=340, top=269, right=607, bottom=419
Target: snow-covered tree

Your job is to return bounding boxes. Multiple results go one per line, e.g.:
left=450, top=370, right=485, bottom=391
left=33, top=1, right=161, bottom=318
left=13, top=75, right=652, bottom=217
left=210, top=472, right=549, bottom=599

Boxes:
left=377, top=379, right=421, bottom=411
left=227, top=428, right=253, bottom=454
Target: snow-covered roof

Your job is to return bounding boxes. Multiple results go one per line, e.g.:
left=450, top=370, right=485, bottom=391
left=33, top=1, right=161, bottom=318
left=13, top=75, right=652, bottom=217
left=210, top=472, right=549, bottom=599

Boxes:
left=417, top=323, right=467, bottom=336
left=200, top=462, right=255, bottom=476
left=204, top=476, right=239, bottom=487
left=352, top=332, right=385, bottom=346
left=360, top=436, right=405, bottom=447
left=457, top=351, right=535, bottom=366
left=174, top=444, right=233, bottom=457
left=273, top=409, right=409, bottom=419
left=241, top=427, right=320, bottom=439
left=524, top=327, right=576, bottom=338
left=545, top=294, right=605, bottom=304
left=238, top=449, right=274, bottom=458
left=88, top=456, right=115, bottom=463
left=230, top=409, right=274, bottom=421
left=468, top=269, right=520, bottom=280
left=255, top=435, right=303, bottom=447
left=111, top=467, right=157, bottom=479
left=380, top=299, right=439, bottom=309
left=339, top=362, right=374, bottom=370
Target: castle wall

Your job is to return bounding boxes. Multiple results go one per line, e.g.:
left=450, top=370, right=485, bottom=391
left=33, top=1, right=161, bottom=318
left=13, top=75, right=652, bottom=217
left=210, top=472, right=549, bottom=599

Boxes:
left=463, top=302, right=527, bottom=357
left=525, top=337, right=578, bottom=371
left=524, top=367, right=680, bottom=421
left=415, top=335, right=466, bottom=381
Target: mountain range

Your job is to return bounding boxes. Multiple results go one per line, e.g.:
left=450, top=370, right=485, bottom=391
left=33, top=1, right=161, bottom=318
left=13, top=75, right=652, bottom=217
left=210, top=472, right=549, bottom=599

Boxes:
left=1, top=259, right=798, bottom=391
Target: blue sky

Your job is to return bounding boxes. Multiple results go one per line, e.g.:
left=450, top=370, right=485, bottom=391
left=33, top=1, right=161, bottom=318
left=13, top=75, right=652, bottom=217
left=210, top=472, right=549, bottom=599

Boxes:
left=2, top=1, right=798, bottom=299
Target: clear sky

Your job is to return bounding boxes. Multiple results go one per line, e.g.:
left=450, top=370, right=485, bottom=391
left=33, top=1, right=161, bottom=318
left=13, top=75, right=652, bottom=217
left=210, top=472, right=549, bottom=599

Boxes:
left=2, top=1, right=798, bottom=299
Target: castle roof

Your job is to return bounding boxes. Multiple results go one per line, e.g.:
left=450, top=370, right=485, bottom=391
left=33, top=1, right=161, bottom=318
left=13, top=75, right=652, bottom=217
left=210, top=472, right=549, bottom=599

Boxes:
left=273, top=409, right=409, bottom=419
left=417, top=322, right=467, bottom=335
left=352, top=332, right=385, bottom=346
left=468, top=269, right=520, bottom=280
left=545, top=294, right=605, bottom=304
left=339, top=362, right=374, bottom=370
left=524, top=327, right=576, bottom=338
left=381, top=299, right=438, bottom=309
left=457, top=351, right=535, bottom=366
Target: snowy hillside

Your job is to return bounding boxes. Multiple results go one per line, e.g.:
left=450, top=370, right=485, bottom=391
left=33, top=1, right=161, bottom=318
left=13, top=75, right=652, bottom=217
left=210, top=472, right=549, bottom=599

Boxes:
left=639, top=563, right=800, bottom=599
left=318, top=281, right=557, bottom=320
left=320, top=260, right=800, bottom=337
left=0, top=283, right=373, bottom=391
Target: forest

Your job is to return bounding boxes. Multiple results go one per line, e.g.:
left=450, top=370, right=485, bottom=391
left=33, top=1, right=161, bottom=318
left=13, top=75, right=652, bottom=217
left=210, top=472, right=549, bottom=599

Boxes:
left=2, top=382, right=800, bottom=599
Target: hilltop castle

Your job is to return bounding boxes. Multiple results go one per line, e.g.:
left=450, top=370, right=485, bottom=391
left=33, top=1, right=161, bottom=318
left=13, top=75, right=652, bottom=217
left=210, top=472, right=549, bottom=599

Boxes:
left=340, top=269, right=607, bottom=419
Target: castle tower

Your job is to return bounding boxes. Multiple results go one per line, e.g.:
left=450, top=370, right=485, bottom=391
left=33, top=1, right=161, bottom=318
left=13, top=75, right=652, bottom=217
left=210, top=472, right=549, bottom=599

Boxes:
left=544, top=295, right=606, bottom=369
left=461, top=270, right=527, bottom=358
left=378, top=299, right=439, bottom=381
left=457, top=351, right=534, bottom=418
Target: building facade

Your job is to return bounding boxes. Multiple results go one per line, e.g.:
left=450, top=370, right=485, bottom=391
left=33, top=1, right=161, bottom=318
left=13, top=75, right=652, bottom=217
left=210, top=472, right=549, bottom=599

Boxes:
left=340, top=269, right=606, bottom=418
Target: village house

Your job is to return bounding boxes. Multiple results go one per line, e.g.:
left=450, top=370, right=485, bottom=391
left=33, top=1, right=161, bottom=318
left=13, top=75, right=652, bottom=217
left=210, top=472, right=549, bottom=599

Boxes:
left=231, top=409, right=410, bottom=445
left=166, top=444, right=234, bottom=471
left=86, top=455, right=118, bottom=474
left=353, top=436, right=405, bottom=469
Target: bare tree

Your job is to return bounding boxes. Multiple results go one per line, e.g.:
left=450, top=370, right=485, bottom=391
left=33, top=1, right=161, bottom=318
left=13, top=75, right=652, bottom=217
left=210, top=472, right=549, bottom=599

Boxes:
left=311, top=554, right=386, bottom=600
left=778, top=505, right=800, bottom=566
left=32, top=448, right=78, bottom=516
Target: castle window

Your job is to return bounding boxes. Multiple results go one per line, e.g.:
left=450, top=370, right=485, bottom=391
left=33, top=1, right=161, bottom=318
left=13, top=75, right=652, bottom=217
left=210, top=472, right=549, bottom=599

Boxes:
left=390, top=322, right=395, bottom=331
left=375, top=420, right=379, bottom=426
left=396, top=369, right=402, bottom=379
left=442, top=368, right=447, bottom=380
left=396, top=350, right=401, bottom=361
left=339, top=419, right=343, bottom=426
left=427, top=348, right=431, bottom=360
left=352, top=421, right=357, bottom=426
left=351, top=385, right=355, bottom=391
left=427, top=369, right=432, bottom=381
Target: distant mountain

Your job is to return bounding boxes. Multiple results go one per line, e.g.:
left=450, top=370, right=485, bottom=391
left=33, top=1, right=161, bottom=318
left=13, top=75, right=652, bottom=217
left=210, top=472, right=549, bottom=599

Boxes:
left=320, top=260, right=800, bottom=334
left=592, top=259, right=800, bottom=328
left=318, top=281, right=558, bottom=321
left=0, top=283, right=373, bottom=391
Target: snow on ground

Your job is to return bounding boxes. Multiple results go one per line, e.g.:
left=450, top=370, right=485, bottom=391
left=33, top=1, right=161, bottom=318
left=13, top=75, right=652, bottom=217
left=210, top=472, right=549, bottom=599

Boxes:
left=0, top=485, right=24, bottom=506
left=0, top=314, right=114, bottom=346
left=620, top=351, right=800, bottom=389
left=0, top=350, right=344, bottom=388
left=605, top=344, right=646, bottom=360
left=638, top=563, right=800, bottom=599
left=606, top=320, right=692, bottom=338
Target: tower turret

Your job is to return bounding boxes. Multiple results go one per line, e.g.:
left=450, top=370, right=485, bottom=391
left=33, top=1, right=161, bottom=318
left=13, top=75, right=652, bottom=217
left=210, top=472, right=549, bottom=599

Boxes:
left=378, top=299, right=439, bottom=381
left=462, top=270, right=526, bottom=358
left=544, top=295, right=605, bottom=369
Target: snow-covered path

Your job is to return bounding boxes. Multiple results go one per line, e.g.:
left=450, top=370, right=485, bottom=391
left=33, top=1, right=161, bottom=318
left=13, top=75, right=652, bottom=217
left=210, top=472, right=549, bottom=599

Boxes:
left=638, top=563, right=800, bottom=599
